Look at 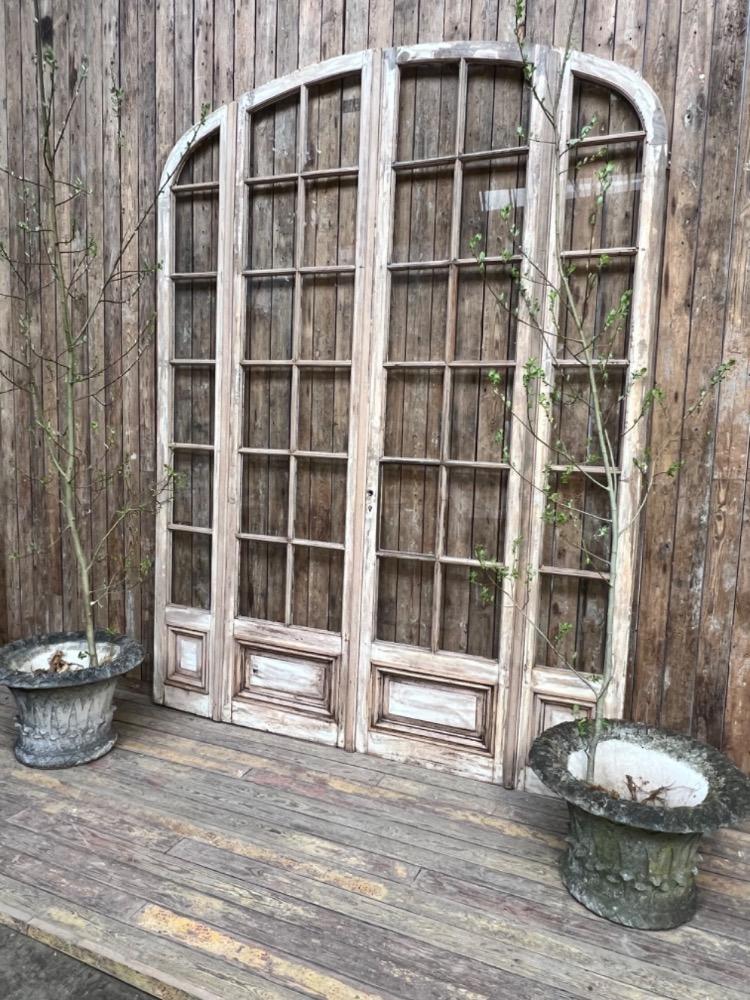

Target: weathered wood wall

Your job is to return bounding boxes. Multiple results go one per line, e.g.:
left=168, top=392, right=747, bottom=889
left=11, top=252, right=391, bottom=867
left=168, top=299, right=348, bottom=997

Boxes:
left=1, top=0, right=748, bottom=770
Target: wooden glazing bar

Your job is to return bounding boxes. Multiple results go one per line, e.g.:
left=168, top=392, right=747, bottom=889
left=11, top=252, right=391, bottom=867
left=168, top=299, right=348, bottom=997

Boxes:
left=238, top=447, right=347, bottom=460
left=242, top=264, right=356, bottom=277
left=241, top=266, right=296, bottom=277
left=377, top=548, right=434, bottom=563
left=168, top=523, right=214, bottom=536
left=553, top=357, right=629, bottom=367
left=234, top=532, right=345, bottom=552
left=244, top=170, right=298, bottom=186
left=240, top=359, right=352, bottom=369
left=538, top=564, right=611, bottom=581
left=169, top=442, right=215, bottom=452
left=571, top=128, right=646, bottom=149
left=244, top=164, right=359, bottom=187
left=169, top=358, right=216, bottom=367
left=379, top=455, right=441, bottom=466
left=547, top=463, right=620, bottom=474
left=443, top=458, right=511, bottom=470
left=388, top=254, right=521, bottom=271
left=171, top=272, right=217, bottom=281
left=560, top=246, right=638, bottom=259
left=391, top=145, right=529, bottom=173
left=432, top=57, right=468, bottom=655
left=172, top=180, right=220, bottom=193
left=460, top=144, right=530, bottom=163
left=291, top=538, right=346, bottom=551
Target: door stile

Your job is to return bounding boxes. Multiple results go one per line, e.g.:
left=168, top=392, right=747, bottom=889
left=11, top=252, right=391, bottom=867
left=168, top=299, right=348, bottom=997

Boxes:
left=340, top=49, right=380, bottom=750
left=154, top=106, right=227, bottom=716
left=219, top=92, right=252, bottom=722
left=351, top=48, right=400, bottom=754
left=209, top=100, right=239, bottom=720
left=508, top=49, right=574, bottom=786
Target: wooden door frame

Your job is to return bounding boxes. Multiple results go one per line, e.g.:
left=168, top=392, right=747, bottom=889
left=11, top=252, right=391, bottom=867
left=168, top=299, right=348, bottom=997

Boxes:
left=154, top=42, right=667, bottom=788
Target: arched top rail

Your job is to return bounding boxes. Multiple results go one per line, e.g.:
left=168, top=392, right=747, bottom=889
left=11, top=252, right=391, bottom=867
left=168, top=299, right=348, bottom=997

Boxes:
left=159, top=42, right=667, bottom=198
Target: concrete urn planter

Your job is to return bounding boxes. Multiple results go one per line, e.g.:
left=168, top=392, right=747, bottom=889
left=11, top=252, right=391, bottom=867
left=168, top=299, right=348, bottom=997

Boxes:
left=0, top=630, right=143, bottom=769
left=530, top=721, right=750, bottom=930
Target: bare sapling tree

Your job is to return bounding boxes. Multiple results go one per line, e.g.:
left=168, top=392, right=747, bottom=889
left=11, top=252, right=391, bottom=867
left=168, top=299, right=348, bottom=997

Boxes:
left=470, top=0, right=735, bottom=787
left=0, top=3, right=206, bottom=668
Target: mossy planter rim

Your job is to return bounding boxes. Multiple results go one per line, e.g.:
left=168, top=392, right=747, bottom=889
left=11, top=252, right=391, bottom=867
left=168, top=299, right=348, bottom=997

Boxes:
left=529, top=720, right=750, bottom=835
left=0, top=629, right=143, bottom=690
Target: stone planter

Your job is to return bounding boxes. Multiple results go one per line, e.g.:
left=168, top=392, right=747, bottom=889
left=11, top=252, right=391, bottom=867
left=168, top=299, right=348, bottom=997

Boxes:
left=530, top=720, right=750, bottom=930
left=0, top=630, right=143, bottom=769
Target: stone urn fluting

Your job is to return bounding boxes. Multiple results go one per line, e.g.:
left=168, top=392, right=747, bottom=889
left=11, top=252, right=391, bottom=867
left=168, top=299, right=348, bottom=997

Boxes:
left=0, top=630, right=143, bottom=769
left=530, top=720, right=750, bottom=930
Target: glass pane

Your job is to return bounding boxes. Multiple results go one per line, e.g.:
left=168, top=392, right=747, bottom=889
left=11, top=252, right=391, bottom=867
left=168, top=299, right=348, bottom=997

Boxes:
left=542, top=472, right=611, bottom=574
left=243, top=368, right=292, bottom=450
left=455, top=266, right=517, bottom=362
left=173, top=368, right=214, bottom=445
left=173, top=452, right=213, bottom=529
left=305, top=74, right=361, bottom=170
left=387, top=268, right=448, bottom=363
left=377, top=557, right=433, bottom=649
left=247, top=182, right=296, bottom=270
left=241, top=455, right=288, bottom=536
left=249, top=95, right=298, bottom=176
left=460, top=156, right=526, bottom=259
left=238, top=540, right=286, bottom=621
left=177, top=134, right=220, bottom=184
left=174, top=283, right=216, bottom=359
left=171, top=533, right=211, bottom=610
left=304, top=177, right=358, bottom=266
left=464, top=66, right=529, bottom=153
left=570, top=79, right=641, bottom=143
left=295, top=458, right=347, bottom=544
left=449, top=368, right=510, bottom=464
left=293, top=546, right=343, bottom=632
left=174, top=192, right=219, bottom=272
left=565, top=142, right=642, bottom=251
left=557, top=260, right=634, bottom=360
left=445, top=468, right=507, bottom=561
left=536, top=574, right=608, bottom=675
left=300, top=274, right=354, bottom=361
left=397, top=65, right=459, bottom=161
left=553, top=368, right=625, bottom=466
left=245, top=276, right=294, bottom=360
left=379, top=464, right=439, bottom=555
left=384, top=370, right=442, bottom=460
left=393, top=168, right=453, bottom=263
left=297, top=370, right=350, bottom=453
left=442, top=563, right=501, bottom=660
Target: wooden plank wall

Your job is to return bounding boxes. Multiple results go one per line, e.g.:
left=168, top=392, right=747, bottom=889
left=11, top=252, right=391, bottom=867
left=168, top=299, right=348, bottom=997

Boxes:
left=0, top=0, right=748, bottom=770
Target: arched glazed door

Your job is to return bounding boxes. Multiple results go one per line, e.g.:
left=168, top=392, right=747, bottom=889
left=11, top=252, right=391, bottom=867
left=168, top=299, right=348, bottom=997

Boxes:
left=154, top=43, right=666, bottom=786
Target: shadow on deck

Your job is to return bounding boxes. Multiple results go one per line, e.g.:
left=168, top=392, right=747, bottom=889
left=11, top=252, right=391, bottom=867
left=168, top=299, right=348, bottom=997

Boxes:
left=0, top=688, right=748, bottom=1000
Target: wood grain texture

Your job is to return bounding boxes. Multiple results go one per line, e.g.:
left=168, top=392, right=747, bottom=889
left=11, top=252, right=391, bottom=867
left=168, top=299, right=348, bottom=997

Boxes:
left=0, top=690, right=748, bottom=1000
left=0, top=0, right=748, bottom=769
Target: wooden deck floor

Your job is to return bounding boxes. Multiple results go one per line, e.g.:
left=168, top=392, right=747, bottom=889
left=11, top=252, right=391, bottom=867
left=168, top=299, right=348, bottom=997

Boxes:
left=0, top=690, right=748, bottom=1000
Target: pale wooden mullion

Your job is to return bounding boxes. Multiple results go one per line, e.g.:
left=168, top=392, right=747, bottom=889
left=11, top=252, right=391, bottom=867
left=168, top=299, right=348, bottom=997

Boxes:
left=284, top=84, right=308, bottom=627
left=500, top=47, right=564, bottom=786
left=431, top=58, right=468, bottom=655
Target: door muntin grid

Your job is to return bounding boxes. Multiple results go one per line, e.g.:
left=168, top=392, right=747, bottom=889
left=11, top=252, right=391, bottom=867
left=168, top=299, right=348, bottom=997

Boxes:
left=168, top=133, right=221, bottom=612
left=374, top=59, right=529, bottom=660
left=237, top=73, right=362, bottom=635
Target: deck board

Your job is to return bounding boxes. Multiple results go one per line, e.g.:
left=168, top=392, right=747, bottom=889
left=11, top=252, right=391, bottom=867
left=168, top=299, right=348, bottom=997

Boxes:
left=0, top=690, right=748, bottom=1000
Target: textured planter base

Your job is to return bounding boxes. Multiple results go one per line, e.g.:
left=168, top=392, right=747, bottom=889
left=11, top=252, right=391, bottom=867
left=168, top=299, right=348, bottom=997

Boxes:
left=562, top=803, right=702, bottom=929
left=11, top=677, right=119, bottom=769
left=530, top=720, right=750, bottom=930
left=0, top=630, right=144, bottom=770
